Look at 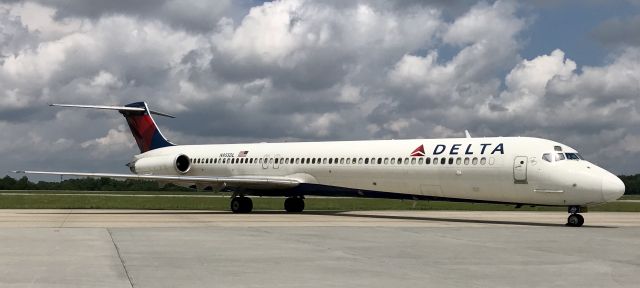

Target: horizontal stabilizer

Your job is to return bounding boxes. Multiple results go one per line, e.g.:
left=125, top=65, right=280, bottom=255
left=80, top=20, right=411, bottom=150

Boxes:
left=49, top=104, right=176, bottom=118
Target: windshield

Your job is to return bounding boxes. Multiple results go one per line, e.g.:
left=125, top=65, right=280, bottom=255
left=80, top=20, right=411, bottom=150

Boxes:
left=565, top=153, right=583, bottom=160
left=542, top=153, right=567, bottom=162
left=542, top=152, right=583, bottom=162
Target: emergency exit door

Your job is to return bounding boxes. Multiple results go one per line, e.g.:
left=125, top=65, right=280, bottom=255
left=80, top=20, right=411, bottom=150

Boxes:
left=513, top=156, right=528, bottom=182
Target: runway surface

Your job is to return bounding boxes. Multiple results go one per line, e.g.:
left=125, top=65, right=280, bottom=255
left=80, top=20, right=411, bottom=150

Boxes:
left=0, top=210, right=638, bottom=287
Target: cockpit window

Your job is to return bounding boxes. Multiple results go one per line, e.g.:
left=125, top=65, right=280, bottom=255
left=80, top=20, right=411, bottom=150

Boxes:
left=565, top=153, right=583, bottom=160
left=542, top=153, right=567, bottom=162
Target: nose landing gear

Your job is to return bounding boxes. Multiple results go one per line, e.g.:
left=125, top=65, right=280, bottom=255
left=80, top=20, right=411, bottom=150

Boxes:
left=566, top=206, right=585, bottom=227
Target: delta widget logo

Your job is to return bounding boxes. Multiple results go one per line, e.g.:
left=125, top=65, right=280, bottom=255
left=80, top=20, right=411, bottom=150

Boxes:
left=410, top=145, right=425, bottom=157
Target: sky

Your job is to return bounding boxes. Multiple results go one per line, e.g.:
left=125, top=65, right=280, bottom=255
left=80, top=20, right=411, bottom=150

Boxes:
left=0, top=0, right=639, bottom=180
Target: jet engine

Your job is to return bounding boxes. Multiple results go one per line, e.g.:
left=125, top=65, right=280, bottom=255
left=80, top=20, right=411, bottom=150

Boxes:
left=128, top=154, right=191, bottom=175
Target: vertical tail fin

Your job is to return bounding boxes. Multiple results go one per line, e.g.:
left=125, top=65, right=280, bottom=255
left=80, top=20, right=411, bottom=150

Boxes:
left=50, top=102, right=175, bottom=153
left=121, top=102, right=174, bottom=153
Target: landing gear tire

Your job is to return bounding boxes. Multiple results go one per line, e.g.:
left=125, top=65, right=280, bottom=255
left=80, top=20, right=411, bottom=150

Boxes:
left=230, top=197, right=253, bottom=213
left=566, top=214, right=584, bottom=227
left=284, top=197, right=305, bottom=213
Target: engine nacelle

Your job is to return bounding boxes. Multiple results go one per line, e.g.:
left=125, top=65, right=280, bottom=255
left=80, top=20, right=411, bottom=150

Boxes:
left=129, top=154, right=191, bottom=175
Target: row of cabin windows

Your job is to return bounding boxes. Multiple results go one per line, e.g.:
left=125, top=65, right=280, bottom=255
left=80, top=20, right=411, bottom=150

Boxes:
left=191, top=156, right=494, bottom=166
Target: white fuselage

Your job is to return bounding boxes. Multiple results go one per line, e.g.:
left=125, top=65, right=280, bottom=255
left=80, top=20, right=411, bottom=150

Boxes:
left=132, top=137, right=624, bottom=206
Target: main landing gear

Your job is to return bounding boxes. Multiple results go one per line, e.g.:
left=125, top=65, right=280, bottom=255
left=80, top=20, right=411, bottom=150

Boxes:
left=229, top=196, right=306, bottom=213
left=284, top=197, right=305, bottom=213
left=566, top=206, right=585, bottom=227
left=230, top=196, right=253, bottom=213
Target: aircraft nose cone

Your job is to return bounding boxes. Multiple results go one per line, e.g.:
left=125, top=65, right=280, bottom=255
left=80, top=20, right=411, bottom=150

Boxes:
left=602, top=175, right=625, bottom=202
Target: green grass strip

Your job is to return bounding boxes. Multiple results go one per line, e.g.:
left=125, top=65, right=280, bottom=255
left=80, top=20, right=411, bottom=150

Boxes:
left=1, top=194, right=639, bottom=212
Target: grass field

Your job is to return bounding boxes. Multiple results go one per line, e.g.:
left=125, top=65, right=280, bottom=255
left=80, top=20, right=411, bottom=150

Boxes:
left=622, top=195, right=640, bottom=200
left=1, top=191, right=639, bottom=212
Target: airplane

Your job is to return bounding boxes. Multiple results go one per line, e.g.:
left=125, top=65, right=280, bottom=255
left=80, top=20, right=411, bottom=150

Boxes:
left=14, top=102, right=625, bottom=227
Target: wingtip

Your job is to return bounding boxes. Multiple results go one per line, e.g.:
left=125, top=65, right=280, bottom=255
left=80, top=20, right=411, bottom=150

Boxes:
left=12, top=170, right=25, bottom=174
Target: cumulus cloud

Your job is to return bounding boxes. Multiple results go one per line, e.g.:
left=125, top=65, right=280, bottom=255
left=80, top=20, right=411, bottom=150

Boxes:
left=20, top=0, right=233, bottom=32
left=0, top=0, right=638, bottom=177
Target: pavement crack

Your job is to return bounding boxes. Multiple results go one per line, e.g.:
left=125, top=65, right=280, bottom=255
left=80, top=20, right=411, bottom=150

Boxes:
left=59, top=209, right=72, bottom=228
left=107, top=228, right=134, bottom=288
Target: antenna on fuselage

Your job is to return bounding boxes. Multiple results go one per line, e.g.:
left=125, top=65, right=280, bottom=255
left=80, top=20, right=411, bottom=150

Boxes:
left=465, top=130, right=472, bottom=138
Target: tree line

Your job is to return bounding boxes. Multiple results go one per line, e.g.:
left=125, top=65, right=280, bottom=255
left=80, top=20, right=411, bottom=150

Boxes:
left=1, top=174, right=639, bottom=194
left=0, top=175, right=190, bottom=191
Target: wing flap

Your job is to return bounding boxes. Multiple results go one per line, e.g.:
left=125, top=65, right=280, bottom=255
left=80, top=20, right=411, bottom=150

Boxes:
left=14, top=171, right=299, bottom=190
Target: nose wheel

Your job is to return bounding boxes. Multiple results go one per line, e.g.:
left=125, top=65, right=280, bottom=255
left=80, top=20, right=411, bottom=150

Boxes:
left=566, top=214, right=584, bottom=227
left=566, top=206, right=585, bottom=227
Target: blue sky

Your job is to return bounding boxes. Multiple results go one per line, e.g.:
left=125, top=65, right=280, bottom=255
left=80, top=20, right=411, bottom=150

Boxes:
left=523, top=1, right=638, bottom=66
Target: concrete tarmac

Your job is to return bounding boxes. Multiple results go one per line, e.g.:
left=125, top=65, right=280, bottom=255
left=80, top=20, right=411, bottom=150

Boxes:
left=0, top=210, right=638, bottom=287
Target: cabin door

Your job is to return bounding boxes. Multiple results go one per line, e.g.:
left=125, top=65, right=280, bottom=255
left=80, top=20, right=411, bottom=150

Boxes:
left=513, top=156, right=528, bottom=183
left=262, top=154, right=270, bottom=169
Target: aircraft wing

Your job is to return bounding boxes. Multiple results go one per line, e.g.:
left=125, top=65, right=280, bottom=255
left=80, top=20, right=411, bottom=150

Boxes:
left=13, top=170, right=300, bottom=190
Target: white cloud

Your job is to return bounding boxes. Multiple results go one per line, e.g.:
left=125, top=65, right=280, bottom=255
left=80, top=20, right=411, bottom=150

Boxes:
left=498, top=49, right=577, bottom=111
left=6, top=2, right=86, bottom=41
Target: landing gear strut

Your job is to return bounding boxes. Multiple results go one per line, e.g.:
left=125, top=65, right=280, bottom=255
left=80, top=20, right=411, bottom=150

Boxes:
left=284, top=197, right=305, bottom=213
left=230, top=196, right=253, bottom=213
left=566, top=206, right=585, bottom=227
